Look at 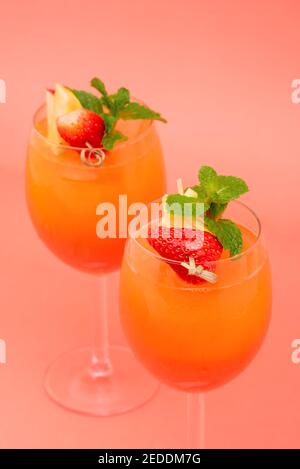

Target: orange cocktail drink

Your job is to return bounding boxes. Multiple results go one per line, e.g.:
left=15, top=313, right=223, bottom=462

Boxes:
left=26, top=107, right=166, bottom=273
left=25, top=78, right=167, bottom=416
left=121, top=204, right=271, bottom=392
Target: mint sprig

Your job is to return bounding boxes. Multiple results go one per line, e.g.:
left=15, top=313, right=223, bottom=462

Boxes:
left=165, top=166, right=249, bottom=256
left=70, top=77, right=167, bottom=150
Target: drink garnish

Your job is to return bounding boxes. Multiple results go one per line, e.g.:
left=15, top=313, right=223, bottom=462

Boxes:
left=46, top=78, right=167, bottom=163
left=57, top=108, right=105, bottom=148
left=148, top=166, right=249, bottom=284
left=149, top=226, right=223, bottom=284
left=80, top=143, right=106, bottom=167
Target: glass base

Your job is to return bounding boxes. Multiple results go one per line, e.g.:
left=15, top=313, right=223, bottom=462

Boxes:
left=45, top=346, right=159, bottom=416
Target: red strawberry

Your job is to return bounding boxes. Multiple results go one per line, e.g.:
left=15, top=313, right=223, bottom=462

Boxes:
left=57, top=109, right=105, bottom=148
left=148, top=226, right=223, bottom=284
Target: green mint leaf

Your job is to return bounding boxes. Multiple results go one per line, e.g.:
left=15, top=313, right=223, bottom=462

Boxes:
left=210, top=176, right=249, bottom=204
left=198, top=166, right=217, bottom=187
left=119, top=102, right=167, bottom=122
left=208, top=202, right=228, bottom=219
left=198, top=166, right=249, bottom=204
left=165, top=194, right=206, bottom=218
left=191, top=185, right=210, bottom=205
left=205, top=218, right=243, bottom=256
left=100, top=113, right=117, bottom=134
left=70, top=89, right=103, bottom=115
left=91, top=77, right=108, bottom=97
left=199, top=166, right=223, bottom=199
left=102, top=130, right=128, bottom=150
left=109, top=87, right=130, bottom=114
left=91, top=77, right=112, bottom=110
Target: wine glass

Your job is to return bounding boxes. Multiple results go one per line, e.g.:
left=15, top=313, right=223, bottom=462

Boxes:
left=120, top=200, right=272, bottom=446
left=26, top=104, right=166, bottom=416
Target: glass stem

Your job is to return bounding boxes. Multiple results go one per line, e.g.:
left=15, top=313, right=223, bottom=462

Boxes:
left=90, top=274, right=113, bottom=378
left=186, top=393, right=205, bottom=449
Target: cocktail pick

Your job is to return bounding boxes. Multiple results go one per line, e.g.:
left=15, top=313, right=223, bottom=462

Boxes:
left=181, top=257, right=218, bottom=284
left=80, top=142, right=106, bottom=167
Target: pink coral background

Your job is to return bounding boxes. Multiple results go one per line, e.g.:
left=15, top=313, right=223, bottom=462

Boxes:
left=0, top=0, right=299, bottom=448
